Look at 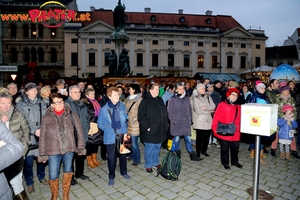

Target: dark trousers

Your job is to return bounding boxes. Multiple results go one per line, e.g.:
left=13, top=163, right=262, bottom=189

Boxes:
left=219, top=139, right=239, bottom=165
left=86, top=144, right=98, bottom=156
left=106, top=144, right=127, bottom=179
left=101, top=143, right=107, bottom=159
left=73, top=153, right=85, bottom=177
left=195, top=129, right=211, bottom=156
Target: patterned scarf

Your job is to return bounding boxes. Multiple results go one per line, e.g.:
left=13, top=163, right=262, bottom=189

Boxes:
left=107, top=99, right=121, bottom=130
left=88, top=98, right=101, bottom=116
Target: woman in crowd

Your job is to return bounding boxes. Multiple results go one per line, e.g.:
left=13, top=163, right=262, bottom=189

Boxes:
left=51, top=79, right=68, bottom=99
left=97, top=87, right=130, bottom=186
left=39, top=93, right=86, bottom=200
left=212, top=88, right=242, bottom=170
left=125, top=84, right=143, bottom=166
left=138, top=83, right=168, bottom=173
left=0, top=92, right=31, bottom=199
left=40, top=85, right=51, bottom=107
left=193, top=83, right=215, bottom=158
left=82, top=88, right=103, bottom=168
left=242, top=85, right=252, bottom=101
left=288, top=80, right=296, bottom=98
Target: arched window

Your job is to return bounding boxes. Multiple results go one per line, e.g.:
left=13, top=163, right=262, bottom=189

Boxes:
left=38, top=24, right=43, bottom=38
left=31, top=24, right=36, bottom=37
left=38, top=48, right=44, bottom=62
left=150, top=15, right=156, bottom=22
left=31, top=48, right=37, bottom=62
left=179, top=16, right=185, bottom=23
left=11, top=47, right=18, bottom=62
left=205, top=18, right=211, bottom=24
left=24, top=48, right=30, bottom=62
left=50, top=48, right=57, bottom=62
left=23, top=24, right=29, bottom=37
left=10, top=24, right=17, bottom=37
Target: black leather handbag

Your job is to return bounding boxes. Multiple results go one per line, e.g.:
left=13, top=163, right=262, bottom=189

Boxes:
left=216, top=107, right=238, bottom=136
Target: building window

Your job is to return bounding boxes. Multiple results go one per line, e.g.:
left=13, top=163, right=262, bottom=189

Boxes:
left=227, top=56, right=233, bottom=68
left=124, top=14, right=127, bottom=21
left=24, top=48, right=30, bottom=62
left=137, top=53, right=143, bottom=66
left=256, top=44, right=261, bottom=49
left=206, top=18, right=211, bottom=24
left=89, top=38, right=95, bottom=44
left=212, top=42, right=218, bottom=47
left=152, top=54, right=158, bottom=66
left=168, top=41, right=174, bottom=45
left=10, top=24, right=17, bottom=37
left=168, top=54, right=174, bottom=66
left=38, top=48, right=44, bottom=62
left=198, top=41, right=203, bottom=46
left=104, top=52, right=110, bottom=66
left=38, top=24, right=43, bottom=38
left=255, top=57, right=260, bottom=67
left=184, top=54, right=190, bottom=67
left=212, top=55, right=218, bottom=68
left=184, top=41, right=189, bottom=46
left=241, top=43, right=246, bottom=48
left=31, top=24, right=36, bottom=37
left=50, top=48, right=57, bottom=62
left=198, top=55, right=204, bottom=68
left=228, top=43, right=233, bottom=47
left=71, top=38, right=78, bottom=43
left=23, top=24, right=29, bottom=38
left=31, top=48, right=36, bottom=62
left=50, top=29, right=56, bottom=38
left=71, top=53, right=78, bottom=66
left=240, top=56, right=246, bottom=68
left=11, top=47, right=18, bottom=63
left=89, top=53, right=95, bottom=66
left=105, top=39, right=111, bottom=44
left=137, top=40, right=143, bottom=44
left=152, top=40, right=158, bottom=45
left=151, top=15, right=156, bottom=22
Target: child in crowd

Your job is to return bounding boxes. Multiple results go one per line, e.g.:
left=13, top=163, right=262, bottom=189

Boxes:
left=277, top=104, right=298, bottom=161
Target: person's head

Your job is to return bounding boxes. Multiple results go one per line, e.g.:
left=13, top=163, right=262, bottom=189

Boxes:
left=269, top=79, right=279, bottom=90
left=203, top=78, right=210, bottom=85
left=7, top=83, right=18, bottom=95
left=213, top=80, right=222, bottom=89
left=107, top=87, right=119, bottom=104
left=40, top=85, right=51, bottom=99
left=228, top=80, right=238, bottom=89
left=87, top=84, right=94, bottom=89
left=129, top=84, right=141, bottom=95
left=77, top=80, right=85, bottom=92
left=117, top=86, right=123, bottom=96
left=226, top=88, right=240, bottom=102
left=85, top=88, right=95, bottom=100
left=175, top=82, right=185, bottom=95
left=50, top=93, right=64, bottom=112
left=147, top=83, right=160, bottom=98
left=196, top=83, right=206, bottom=95
left=0, top=87, right=8, bottom=93
left=242, top=85, right=249, bottom=93
left=279, top=85, right=290, bottom=96
left=55, top=79, right=65, bottom=90
left=206, top=84, right=214, bottom=93
left=68, top=85, right=81, bottom=101
left=288, top=81, right=296, bottom=90
left=255, top=81, right=266, bottom=94
left=24, top=82, right=38, bottom=100
left=282, top=104, right=294, bottom=115
left=0, top=92, right=12, bottom=113
left=185, top=82, right=191, bottom=89
left=167, top=84, right=176, bottom=93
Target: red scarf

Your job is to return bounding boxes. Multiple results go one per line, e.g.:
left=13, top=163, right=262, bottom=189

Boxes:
left=55, top=109, right=64, bottom=116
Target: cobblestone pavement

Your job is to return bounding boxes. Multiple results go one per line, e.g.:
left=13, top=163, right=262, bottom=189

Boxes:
left=26, top=142, right=300, bottom=200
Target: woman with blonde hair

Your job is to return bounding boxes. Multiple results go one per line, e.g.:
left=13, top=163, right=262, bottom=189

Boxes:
left=40, top=85, right=51, bottom=107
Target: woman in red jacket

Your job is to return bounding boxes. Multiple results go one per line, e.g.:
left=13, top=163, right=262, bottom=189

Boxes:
left=212, top=88, right=242, bottom=170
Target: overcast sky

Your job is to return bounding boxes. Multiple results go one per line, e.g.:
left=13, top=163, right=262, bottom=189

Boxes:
left=76, top=0, right=299, bottom=47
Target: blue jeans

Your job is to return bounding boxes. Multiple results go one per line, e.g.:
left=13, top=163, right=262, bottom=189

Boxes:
left=249, top=143, right=264, bottom=151
left=48, top=153, right=74, bottom=180
left=23, top=156, right=46, bottom=186
left=144, top=142, right=161, bottom=168
left=172, top=135, right=194, bottom=153
left=128, top=136, right=141, bottom=164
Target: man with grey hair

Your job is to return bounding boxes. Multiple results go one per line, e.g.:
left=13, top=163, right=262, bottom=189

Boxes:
left=7, top=83, right=22, bottom=105
left=65, top=85, right=90, bottom=185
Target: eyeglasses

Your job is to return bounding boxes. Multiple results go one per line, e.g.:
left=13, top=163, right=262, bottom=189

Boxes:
left=52, top=100, right=64, bottom=105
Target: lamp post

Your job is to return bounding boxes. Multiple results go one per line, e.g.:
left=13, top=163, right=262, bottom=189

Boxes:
left=218, top=31, right=224, bottom=73
left=75, top=30, right=81, bottom=77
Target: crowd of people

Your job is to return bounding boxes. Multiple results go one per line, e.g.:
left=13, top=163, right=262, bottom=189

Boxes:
left=0, top=77, right=300, bottom=199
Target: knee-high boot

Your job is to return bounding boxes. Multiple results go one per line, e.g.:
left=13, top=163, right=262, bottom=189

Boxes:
left=63, top=172, right=73, bottom=200
left=14, top=190, right=29, bottom=200
left=49, top=179, right=59, bottom=200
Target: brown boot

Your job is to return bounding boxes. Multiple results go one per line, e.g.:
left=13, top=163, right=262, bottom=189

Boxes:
left=285, top=152, right=293, bottom=161
left=49, top=179, right=59, bottom=200
left=91, top=153, right=101, bottom=166
left=62, top=172, right=73, bottom=200
left=250, top=150, right=255, bottom=159
left=260, top=150, right=267, bottom=165
left=14, top=190, right=29, bottom=200
left=280, top=151, right=285, bottom=159
left=87, top=155, right=97, bottom=168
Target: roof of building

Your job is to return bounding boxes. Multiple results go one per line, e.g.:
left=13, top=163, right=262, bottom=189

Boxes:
left=266, top=45, right=298, bottom=59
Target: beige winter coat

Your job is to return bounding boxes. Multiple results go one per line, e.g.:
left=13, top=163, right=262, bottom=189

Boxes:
left=192, top=93, right=215, bottom=130
left=125, top=94, right=142, bottom=136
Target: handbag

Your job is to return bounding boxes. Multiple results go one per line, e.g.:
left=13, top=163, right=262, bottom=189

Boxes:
left=216, top=107, right=238, bottom=136
left=88, top=122, right=99, bottom=135
left=87, top=129, right=103, bottom=145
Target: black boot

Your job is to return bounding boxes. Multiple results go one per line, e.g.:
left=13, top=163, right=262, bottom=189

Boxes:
left=271, top=149, right=276, bottom=157
left=175, top=150, right=181, bottom=159
left=71, top=175, right=77, bottom=186
left=291, top=151, right=300, bottom=159
left=189, top=152, right=203, bottom=161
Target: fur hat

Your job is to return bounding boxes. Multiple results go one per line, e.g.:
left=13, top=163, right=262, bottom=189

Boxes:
left=279, top=85, right=290, bottom=93
left=282, top=104, right=294, bottom=113
left=255, top=80, right=265, bottom=91
left=226, top=88, right=240, bottom=97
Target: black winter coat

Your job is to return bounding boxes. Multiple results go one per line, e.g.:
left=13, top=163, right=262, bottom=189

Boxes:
left=138, top=93, right=168, bottom=143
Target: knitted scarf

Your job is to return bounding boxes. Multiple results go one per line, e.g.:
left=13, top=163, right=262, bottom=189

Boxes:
left=88, top=98, right=101, bottom=116
left=107, top=99, right=121, bottom=130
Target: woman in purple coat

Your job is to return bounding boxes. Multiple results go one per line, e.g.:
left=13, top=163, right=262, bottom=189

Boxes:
left=167, top=82, right=201, bottom=161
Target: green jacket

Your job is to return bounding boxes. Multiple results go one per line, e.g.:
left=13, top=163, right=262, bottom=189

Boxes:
left=265, top=89, right=279, bottom=104
left=275, top=94, right=296, bottom=118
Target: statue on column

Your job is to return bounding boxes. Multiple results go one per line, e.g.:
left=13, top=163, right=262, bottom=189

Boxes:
left=119, top=49, right=130, bottom=76
left=113, top=0, right=126, bottom=32
left=108, top=50, right=117, bottom=75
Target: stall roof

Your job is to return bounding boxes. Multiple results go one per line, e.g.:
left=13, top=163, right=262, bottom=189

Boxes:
left=193, top=73, right=245, bottom=83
